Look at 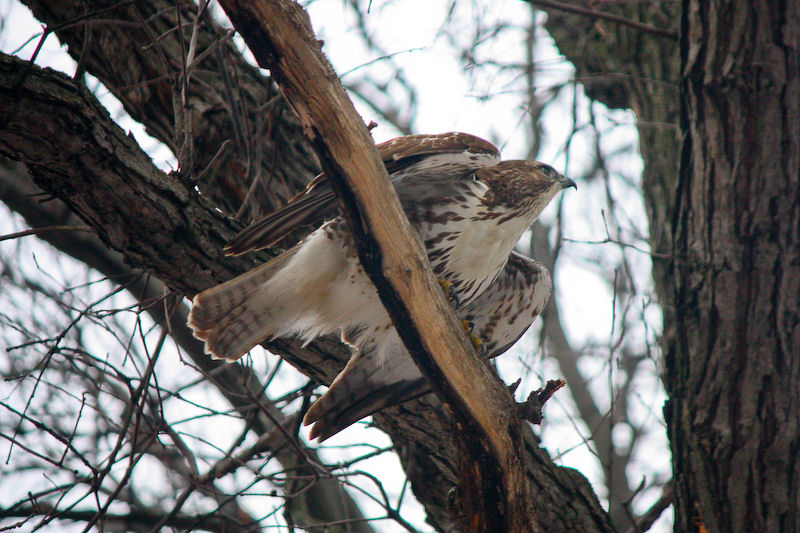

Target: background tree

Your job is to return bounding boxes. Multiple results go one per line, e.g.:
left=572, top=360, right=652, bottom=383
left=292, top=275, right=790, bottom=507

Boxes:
left=541, top=0, right=800, bottom=530
left=670, top=2, right=799, bottom=531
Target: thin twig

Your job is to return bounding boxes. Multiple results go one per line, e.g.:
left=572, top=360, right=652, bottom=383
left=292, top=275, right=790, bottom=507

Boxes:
left=0, top=225, right=92, bottom=243
left=622, top=480, right=674, bottom=533
left=524, top=0, right=677, bottom=39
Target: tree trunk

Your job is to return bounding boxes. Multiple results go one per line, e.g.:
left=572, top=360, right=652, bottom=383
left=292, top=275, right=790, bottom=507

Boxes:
left=668, top=1, right=800, bottom=531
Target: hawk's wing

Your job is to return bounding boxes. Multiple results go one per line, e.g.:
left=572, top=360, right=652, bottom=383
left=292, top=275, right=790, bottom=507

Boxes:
left=463, top=252, right=552, bottom=359
left=303, top=251, right=552, bottom=441
left=224, top=132, right=499, bottom=255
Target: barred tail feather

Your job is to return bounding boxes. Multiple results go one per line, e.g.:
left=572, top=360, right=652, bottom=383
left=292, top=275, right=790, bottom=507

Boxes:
left=305, top=378, right=426, bottom=442
left=303, top=335, right=428, bottom=441
left=188, top=248, right=297, bottom=360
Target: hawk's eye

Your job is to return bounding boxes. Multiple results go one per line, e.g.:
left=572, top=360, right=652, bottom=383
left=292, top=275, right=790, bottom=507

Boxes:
left=539, top=164, right=557, bottom=178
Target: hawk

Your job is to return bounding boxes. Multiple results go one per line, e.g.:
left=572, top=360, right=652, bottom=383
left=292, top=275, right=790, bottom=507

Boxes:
left=188, top=132, right=575, bottom=440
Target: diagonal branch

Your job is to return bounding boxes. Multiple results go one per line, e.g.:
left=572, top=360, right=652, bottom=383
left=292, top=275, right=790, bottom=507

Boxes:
left=215, top=2, right=539, bottom=531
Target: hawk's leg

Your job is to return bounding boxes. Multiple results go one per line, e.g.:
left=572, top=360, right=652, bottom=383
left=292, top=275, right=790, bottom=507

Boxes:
left=438, top=278, right=461, bottom=308
left=461, top=319, right=487, bottom=356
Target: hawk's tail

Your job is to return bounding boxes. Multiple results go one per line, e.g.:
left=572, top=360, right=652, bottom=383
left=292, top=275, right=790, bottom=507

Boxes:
left=188, top=248, right=298, bottom=361
left=303, top=338, right=429, bottom=441
left=304, top=377, right=427, bottom=442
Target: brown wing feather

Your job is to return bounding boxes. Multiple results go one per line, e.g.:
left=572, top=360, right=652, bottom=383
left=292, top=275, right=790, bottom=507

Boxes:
left=303, top=344, right=428, bottom=441
left=224, top=133, right=500, bottom=256
left=376, top=131, right=499, bottom=167
left=224, top=190, right=336, bottom=255
left=464, top=251, right=552, bottom=358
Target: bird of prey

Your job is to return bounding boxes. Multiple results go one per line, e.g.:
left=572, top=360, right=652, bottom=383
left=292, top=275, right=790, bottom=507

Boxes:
left=188, top=132, right=575, bottom=441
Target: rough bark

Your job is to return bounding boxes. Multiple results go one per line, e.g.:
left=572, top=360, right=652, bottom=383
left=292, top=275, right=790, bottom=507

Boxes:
left=669, top=1, right=800, bottom=531
left=0, top=48, right=613, bottom=532
left=21, top=0, right=317, bottom=219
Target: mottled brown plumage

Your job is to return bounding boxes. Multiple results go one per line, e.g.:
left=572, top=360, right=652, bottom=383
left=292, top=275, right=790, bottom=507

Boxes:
left=188, top=132, right=575, bottom=440
left=224, top=132, right=500, bottom=255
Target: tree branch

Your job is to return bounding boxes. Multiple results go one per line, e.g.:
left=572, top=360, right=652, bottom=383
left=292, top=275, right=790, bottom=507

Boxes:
left=524, top=0, right=677, bottom=40
left=622, top=481, right=674, bottom=533
left=215, top=1, right=541, bottom=531
left=21, top=0, right=317, bottom=219
left=0, top=505, right=248, bottom=533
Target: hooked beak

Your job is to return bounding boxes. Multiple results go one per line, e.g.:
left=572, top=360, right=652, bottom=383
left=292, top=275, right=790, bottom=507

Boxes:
left=559, top=175, right=577, bottom=190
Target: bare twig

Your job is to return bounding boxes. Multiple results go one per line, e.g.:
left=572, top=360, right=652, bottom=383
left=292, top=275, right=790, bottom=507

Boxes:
left=622, top=480, right=674, bottom=533
left=516, top=379, right=566, bottom=425
left=0, top=225, right=92, bottom=242
left=523, top=0, right=677, bottom=39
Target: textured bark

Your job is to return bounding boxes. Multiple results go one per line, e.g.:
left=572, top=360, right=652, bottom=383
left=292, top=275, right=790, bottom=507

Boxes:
left=0, top=48, right=613, bottom=532
left=668, top=2, right=800, bottom=531
left=22, top=0, right=317, bottom=220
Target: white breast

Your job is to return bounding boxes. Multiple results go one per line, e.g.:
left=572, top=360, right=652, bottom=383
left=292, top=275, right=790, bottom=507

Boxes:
left=446, top=214, right=531, bottom=283
left=418, top=180, right=535, bottom=305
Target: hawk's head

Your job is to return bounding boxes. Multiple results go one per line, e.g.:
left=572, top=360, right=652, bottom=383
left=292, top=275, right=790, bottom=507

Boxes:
left=476, top=160, right=576, bottom=222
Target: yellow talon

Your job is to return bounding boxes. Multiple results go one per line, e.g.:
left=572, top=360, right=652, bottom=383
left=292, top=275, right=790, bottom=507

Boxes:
left=438, top=278, right=461, bottom=308
left=470, top=334, right=486, bottom=355
left=462, top=320, right=487, bottom=356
